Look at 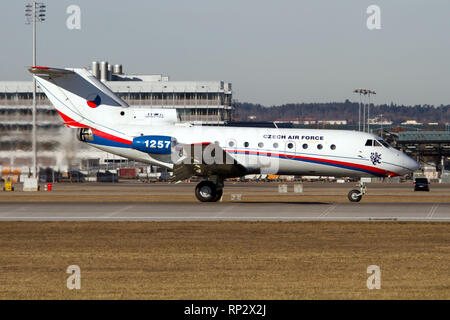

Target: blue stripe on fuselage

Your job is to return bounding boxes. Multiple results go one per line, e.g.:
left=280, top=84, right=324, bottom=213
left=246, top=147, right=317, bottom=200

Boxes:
left=89, top=134, right=132, bottom=148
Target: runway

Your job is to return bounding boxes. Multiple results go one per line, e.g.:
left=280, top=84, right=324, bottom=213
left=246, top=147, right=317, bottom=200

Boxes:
left=0, top=201, right=449, bottom=221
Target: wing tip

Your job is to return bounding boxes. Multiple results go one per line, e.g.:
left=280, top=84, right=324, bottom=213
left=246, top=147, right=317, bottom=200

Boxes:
left=28, top=66, right=74, bottom=76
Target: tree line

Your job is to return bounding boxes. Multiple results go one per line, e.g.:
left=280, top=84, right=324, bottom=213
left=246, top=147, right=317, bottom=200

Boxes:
left=232, top=100, right=450, bottom=124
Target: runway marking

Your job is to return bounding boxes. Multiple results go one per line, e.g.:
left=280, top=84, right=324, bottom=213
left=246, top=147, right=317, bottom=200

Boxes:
left=427, top=204, right=439, bottom=218
left=319, top=204, right=338, bottom=217
left=109, top=205, right=135, bottom=217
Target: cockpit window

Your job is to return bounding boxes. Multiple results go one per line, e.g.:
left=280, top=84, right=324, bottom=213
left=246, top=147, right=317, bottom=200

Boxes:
left=377, top=139, right=390, bottom=148
left=366, top=139, right=390, bottom=148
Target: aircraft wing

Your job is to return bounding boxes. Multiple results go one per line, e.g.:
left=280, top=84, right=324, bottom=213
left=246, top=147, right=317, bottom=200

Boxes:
left=170, top=142, right=247, bottom=182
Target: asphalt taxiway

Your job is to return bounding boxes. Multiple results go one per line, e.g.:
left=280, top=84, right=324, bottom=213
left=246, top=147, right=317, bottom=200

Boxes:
left=0, top=201, right=448, bottom=221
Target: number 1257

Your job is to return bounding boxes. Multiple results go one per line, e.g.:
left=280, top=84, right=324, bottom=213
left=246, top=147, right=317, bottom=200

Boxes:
left=144, top=140, right=170, bottom=149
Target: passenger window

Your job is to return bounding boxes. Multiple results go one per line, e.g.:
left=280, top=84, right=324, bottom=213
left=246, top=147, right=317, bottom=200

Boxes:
left=302, top=143, right=308, bottom=149
left=244, top=142, right=249, bottom=148
left=287, top=142, right=294, bottom=149
left=365, top=139, right=373, bottom=146
left=273, top=142, right=279, bottom=148
left=258, top=142, right=264, bottom=148
left=317, top=144, right=323, bottom=150
left=330, top=144, right=336, bottom=150
left=228, top=140, right=235, bottom=147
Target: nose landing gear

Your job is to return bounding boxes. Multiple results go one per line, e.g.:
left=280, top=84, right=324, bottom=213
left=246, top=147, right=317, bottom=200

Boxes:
left=348, top=182, right=367, bottom=202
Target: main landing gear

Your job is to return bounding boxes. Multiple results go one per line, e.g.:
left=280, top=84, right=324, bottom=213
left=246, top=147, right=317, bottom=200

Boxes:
left=195, top=177, right=224, bottom=202
left=347, top=181, right=367, bottom=202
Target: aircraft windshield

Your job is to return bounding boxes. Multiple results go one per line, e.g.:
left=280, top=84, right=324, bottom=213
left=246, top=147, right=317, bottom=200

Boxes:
left=377, top=139, right=390, bottom=148
left=365, top=139, right=390, bottom=148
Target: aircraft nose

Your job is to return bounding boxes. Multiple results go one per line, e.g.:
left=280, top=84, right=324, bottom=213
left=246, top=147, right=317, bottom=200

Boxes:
left=402, top=154, right=420, bottom=172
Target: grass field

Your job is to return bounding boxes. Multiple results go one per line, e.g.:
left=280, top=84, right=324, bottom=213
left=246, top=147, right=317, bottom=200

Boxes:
left=0, top=221, right=448, bottom=299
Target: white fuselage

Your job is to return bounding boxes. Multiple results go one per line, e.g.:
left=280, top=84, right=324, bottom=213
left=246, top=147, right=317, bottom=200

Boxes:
left=87, top=117, right=419, bottom=178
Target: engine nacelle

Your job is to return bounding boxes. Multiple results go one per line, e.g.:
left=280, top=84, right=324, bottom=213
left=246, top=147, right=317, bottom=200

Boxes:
left=77, top=128, right=94, bottom=142
left=132, top=135, right=174, bottom=154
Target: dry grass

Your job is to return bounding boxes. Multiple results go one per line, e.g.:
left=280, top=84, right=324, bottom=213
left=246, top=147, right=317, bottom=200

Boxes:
left=0, top=221, right=448, bottom=299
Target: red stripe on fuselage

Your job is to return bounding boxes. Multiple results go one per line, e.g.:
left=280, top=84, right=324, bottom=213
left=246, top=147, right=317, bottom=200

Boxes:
left=56, top=110, right=132, bottom=145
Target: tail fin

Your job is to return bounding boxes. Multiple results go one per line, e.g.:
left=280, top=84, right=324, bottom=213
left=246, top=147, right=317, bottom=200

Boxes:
left=28, top=66, right=128, bottom=128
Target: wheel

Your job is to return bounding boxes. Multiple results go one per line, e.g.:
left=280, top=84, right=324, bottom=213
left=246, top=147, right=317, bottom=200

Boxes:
left=211, top=188, right=223, bottom=202
left=348, top=189, right=362, bottom=202
left=195, top=181, right=217, bottom=202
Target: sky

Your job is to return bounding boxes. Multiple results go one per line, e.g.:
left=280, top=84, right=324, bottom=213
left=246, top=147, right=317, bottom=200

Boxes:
left=0, top=0, right=449, bottom=106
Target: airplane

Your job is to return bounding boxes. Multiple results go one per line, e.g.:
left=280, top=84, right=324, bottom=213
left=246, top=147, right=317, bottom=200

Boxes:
left=29, top=66, right=420, bottom=202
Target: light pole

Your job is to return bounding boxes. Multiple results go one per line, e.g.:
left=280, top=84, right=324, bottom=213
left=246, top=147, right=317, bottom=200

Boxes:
left=353, top=89, right=362, bottom=131
left=380, top=114, right=383, bottom=139
left=25, top=1, right=46, bottom=178
left=367, top=90, right=376, bottom=133
left=354, top=89, right=368, bottom=131
left=353, top=89, right=375, bottom=132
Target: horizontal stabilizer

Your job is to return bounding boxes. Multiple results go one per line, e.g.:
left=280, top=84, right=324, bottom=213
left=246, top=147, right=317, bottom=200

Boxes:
left=28, top=66, right=75, bottom=77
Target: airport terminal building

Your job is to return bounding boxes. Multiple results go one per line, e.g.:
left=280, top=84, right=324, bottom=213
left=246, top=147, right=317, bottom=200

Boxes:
left=0, top=62, right=233, bottom=175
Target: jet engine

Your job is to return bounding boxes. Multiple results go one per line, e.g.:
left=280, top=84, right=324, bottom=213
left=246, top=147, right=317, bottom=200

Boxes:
left=76, top=128, right=94, bottom=141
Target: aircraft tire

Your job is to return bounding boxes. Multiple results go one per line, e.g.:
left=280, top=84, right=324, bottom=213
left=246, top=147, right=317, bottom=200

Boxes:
left=348, top=189, right=362, bottom=202
left=211, top=188, right=223, bottom=202
left=195, top=181, right=217, bottom=202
